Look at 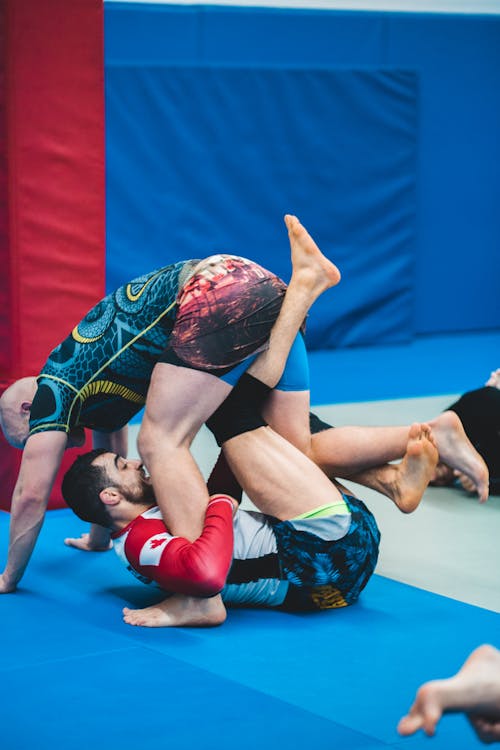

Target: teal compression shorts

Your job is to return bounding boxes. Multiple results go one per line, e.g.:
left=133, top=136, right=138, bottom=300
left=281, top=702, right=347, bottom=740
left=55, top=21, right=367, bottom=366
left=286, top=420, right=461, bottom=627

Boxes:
left=220, top=332, right=310, bottom=391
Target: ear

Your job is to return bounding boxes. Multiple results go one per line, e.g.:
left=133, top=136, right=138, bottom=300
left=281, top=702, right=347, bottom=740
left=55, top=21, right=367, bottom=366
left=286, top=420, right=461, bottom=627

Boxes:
left=99, top=487, right=123, bottom=507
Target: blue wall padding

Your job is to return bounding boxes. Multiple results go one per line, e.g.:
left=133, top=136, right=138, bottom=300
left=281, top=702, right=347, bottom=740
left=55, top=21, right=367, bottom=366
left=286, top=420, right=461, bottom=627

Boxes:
left=105, top=5, right=500, bottom=343
left=106, top=65, right=417, bottom=348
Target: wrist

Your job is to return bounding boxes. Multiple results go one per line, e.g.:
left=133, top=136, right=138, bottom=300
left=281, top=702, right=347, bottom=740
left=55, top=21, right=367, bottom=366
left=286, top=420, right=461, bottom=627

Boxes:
left=1, top=572, right=18, bottom=593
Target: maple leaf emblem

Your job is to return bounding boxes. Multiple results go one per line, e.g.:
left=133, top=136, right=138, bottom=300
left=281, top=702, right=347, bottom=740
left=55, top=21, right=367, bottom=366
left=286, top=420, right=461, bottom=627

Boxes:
left=149, top=537, right=166, bottom=550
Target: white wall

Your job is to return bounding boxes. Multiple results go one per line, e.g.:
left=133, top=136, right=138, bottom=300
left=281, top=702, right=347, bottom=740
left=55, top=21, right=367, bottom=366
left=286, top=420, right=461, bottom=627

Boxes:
left=104, top=0, right=500, bottom=16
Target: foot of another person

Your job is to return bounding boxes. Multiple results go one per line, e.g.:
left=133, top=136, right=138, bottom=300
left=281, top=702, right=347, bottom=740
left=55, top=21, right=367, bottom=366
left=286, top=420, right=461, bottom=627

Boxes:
left=486, top=368, right=500, bottom=388
left=429, top=411, right=489, bottom=503
left=123, top=593, right=227, bottom=628
left=387, top=423, right=438, bottom=513
left=284, top=214, right=341, bottom=299
left=398, top=644, right=500, bottom=740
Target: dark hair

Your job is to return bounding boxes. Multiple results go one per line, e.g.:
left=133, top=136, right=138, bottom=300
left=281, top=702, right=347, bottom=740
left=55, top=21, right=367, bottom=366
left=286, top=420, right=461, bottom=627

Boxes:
left=62, top=449, right=114, bottom=528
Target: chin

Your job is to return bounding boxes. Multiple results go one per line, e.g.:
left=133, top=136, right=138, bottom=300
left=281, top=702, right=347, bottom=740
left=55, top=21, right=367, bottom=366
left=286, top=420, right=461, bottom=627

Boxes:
left=142, top=485, right=156, bottom=503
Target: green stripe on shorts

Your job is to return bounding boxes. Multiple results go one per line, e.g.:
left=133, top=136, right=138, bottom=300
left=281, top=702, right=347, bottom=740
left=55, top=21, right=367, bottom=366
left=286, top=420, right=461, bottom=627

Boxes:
left=293, top=498, right=350, bottom=520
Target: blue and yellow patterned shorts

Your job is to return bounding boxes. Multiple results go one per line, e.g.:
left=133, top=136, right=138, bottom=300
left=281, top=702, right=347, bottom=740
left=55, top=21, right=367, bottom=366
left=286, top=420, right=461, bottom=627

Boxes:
left=273, top=494, right=381, bottom=611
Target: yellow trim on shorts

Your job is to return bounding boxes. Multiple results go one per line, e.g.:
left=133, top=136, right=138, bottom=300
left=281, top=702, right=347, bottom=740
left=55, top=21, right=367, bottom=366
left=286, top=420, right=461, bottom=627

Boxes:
left=292, top=498, right=350, bottom=520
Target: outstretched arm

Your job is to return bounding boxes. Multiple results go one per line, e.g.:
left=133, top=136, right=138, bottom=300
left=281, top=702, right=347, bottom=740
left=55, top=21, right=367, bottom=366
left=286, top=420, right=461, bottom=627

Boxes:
left=0, top=431, right=68, bottom=593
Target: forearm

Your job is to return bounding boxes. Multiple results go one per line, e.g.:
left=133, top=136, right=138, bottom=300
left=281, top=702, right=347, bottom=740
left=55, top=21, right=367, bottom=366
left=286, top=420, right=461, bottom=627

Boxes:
left=132, top=496, right=235, bottom=596
left=3, top=493, right=48, bottom=589
left=1, top=431, right=67, bottom=590
left=87, top=524, right=112, bottom=549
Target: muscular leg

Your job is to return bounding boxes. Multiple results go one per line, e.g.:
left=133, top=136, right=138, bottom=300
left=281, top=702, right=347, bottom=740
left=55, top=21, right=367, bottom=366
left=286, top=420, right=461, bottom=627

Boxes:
left=138, top=367, right=232, bottom=539
left=137, top=215, right=340, bottom=540
left=343, top=424, right=438, bottom=513
left=303, top=414, right=488, bottom=504
left=247, top=214, right=340, bottom=387
left=312, top=424, right=411, bottom=475
left=217, top=421, right=436, bottom=517
left=124, top=416, right=438, bottom=628
left=398, top=644, right=500, bottom=743
left=223, top=425, right=346, bottom=519
left=236, top=219, right=487, bottom=503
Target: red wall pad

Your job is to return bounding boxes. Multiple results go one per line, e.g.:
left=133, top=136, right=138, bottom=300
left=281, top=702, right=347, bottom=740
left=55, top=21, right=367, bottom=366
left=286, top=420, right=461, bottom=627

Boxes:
left=0, top=0, right=105, bottom=510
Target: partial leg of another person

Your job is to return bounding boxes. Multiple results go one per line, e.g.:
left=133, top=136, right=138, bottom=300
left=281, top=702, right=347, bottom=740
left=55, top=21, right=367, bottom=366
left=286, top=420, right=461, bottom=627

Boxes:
left=307, top=412, right=489, bottom=503
left=443, top=385, right=500, bottom=496
left=398, top=644, right=500, bottom=744
left=137, top=215, right=340, bottom=541
left=486, top=369, right=500, bottom=388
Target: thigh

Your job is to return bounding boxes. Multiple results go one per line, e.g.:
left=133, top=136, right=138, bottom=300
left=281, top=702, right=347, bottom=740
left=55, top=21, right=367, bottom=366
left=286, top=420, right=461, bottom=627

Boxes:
left=262, top=390, right=311, bottom=454
left=164, top=255, right=287, bottom=372
left=223, top=425, right=345, bottom=519
left=143, top=362, right=232, bottom=445
left=261, top=333, right=312, bottom=453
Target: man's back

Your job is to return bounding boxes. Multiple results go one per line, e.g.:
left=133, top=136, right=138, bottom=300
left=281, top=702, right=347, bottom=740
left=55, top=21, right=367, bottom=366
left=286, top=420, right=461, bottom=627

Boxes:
left=29, top=261, right=189, bottom=436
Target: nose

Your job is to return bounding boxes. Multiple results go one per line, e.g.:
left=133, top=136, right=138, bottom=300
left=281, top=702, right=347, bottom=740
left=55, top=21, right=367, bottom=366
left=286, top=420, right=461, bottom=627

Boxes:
left=129, top=458, right=143, bottom=469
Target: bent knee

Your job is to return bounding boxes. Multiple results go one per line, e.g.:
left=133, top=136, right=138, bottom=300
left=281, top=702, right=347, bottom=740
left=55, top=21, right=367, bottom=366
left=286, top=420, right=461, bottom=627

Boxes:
left=137, top=422, right=172, bottom=463
left=137, top=419, right=195, bottom=465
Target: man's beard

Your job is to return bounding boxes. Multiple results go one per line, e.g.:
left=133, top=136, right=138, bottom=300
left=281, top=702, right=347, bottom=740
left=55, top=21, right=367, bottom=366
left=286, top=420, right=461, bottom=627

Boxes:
left=122, top=480, right=156, bottom=506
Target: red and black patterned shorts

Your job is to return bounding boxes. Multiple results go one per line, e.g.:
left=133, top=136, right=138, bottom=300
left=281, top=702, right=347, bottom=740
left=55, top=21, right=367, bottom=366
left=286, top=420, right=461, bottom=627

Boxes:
left=161, top=255, right=287, bottom=374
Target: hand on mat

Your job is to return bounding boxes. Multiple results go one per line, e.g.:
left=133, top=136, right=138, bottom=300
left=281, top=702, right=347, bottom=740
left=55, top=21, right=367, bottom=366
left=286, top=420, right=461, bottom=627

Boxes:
left=0, top=573, right=17, bottom=594
left=64, top=532, right=112, bottom=552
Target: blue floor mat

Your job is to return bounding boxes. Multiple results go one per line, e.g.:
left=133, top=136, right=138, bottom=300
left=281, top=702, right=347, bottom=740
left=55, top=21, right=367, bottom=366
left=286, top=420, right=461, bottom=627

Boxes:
left=1, top=509, right=497, bottom=749
left=309, top=330, right=500, bottom=404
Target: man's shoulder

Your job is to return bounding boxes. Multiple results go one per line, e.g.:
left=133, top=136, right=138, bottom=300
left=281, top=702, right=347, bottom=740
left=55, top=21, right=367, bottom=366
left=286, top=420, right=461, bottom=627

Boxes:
left=28, top=377, right=73, bottom=436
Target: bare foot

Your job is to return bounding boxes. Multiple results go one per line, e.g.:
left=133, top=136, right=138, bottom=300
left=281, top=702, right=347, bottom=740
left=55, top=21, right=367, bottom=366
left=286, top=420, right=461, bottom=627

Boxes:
left=398, top=644, right=500, bottom=739
left=486, top=368, right=500, bottom=388
left=454, top=470, right=477, bottom=494
left=380, top=423, right=438, bottom=513
left=123, top=594, right=227, bottom=628
left=284, top=214, right=341, bottom=300
left=430, top=411, right=489, bottom=503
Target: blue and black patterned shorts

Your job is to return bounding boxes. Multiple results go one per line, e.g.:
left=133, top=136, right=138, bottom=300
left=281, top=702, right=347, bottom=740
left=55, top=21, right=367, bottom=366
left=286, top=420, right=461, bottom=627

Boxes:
left=273, top=494, right=381, bottom=611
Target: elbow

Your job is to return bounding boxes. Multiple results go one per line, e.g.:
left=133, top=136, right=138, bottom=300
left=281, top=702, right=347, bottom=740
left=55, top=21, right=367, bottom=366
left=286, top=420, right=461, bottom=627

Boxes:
left=198, top=576, right=226, bottom=598
left=137, top=420, right=180, bottom=467
left=12, top=491, right=46, bottom=514
left=10, top=492, right=47, bottom=526
left=185, top=562, right=228, bottom=598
